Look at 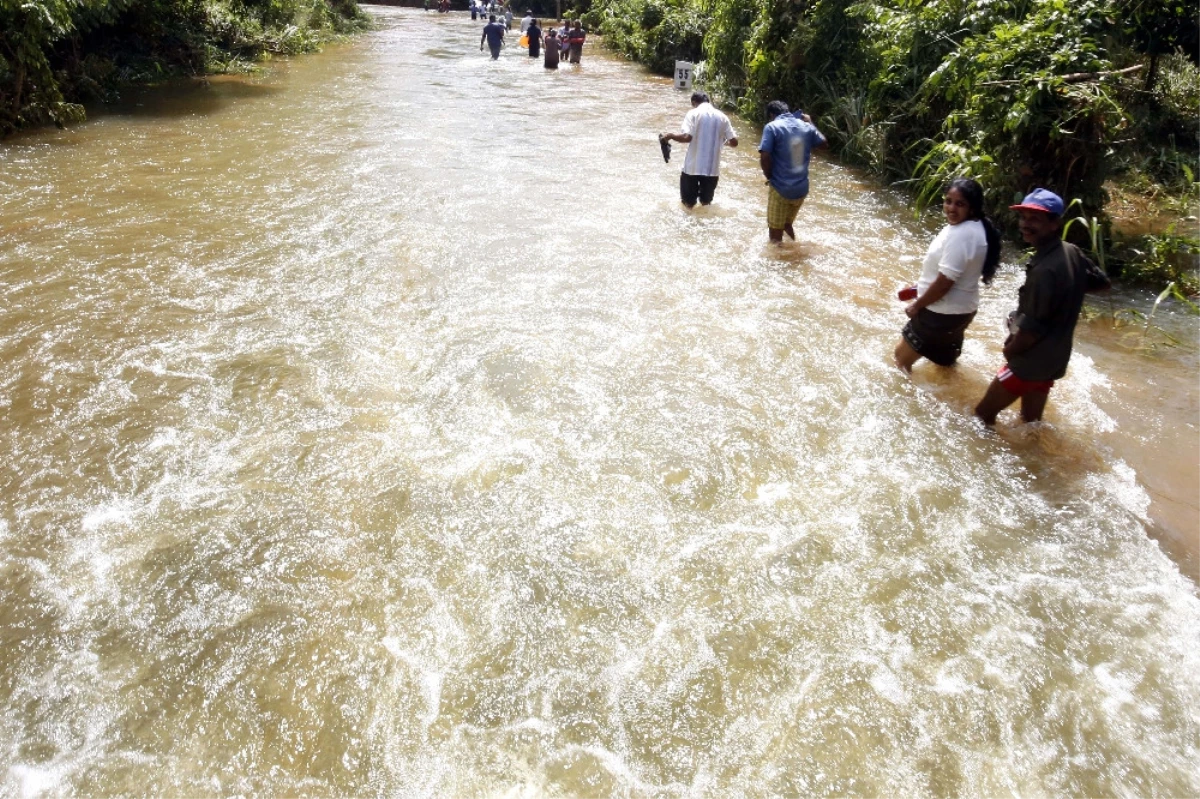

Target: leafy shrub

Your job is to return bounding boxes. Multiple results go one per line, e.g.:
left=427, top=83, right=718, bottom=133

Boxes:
left=590, top=0, right=704, bottom=75
left=1150, top=53, right=1200, bottom=150
left=1113, top=225, right=1200, bottom=295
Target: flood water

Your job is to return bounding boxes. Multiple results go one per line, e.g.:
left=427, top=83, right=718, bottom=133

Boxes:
left=2, top=7, right=1198, bottom=796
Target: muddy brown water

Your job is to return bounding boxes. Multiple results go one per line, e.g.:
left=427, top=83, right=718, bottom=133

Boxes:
left=1, top=7, right=1198, bottom=796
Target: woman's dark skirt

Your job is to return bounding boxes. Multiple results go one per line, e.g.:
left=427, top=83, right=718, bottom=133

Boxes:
left=901, top=308, right=976, bottom=366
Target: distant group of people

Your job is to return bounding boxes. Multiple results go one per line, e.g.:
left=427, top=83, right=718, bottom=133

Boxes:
left=543, top=18, right=586, bottom=67
left=660, top=91, right=1111, bottom=426
left=469, top=0, right=508, bottom=23
left=478, top=10, right=586, bottom=67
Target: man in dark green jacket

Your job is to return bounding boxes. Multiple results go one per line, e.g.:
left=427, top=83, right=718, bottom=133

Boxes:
left=975, top=188, right=1110, bottom=426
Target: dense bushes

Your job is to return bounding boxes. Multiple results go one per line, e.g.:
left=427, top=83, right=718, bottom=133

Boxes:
left=583, top=0, right=705, bottom=74
left=0, top=0, right=368, bottom=135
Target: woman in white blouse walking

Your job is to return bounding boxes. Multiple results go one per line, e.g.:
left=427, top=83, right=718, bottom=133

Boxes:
left=894, top=177, right=1001, bottom=373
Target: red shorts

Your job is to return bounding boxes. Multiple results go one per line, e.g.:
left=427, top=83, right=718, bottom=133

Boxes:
left=997, top=364, right=1054, bottom=396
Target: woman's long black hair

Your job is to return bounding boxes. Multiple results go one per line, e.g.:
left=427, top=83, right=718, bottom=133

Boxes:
left=948, top=177, right=1001, bottom=285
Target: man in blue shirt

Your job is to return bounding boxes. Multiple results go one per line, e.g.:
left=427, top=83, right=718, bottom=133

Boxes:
left=480, top=14, right=506, bottom=59
left=758, top=100, right=827, bottom=243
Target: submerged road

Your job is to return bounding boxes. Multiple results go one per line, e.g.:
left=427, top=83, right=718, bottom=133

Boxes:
left=1, top=7, right=1198, bottom=796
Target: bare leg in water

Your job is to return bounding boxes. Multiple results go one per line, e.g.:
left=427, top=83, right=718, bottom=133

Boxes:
left=975, top=379, right=1049, bottom=425
left=767, top=224, right=796, bottom=243
left=893, top=339, right=921, bottom=373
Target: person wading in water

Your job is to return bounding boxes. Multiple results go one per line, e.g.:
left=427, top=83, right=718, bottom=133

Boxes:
left=527, top=18, right=541, bottom=59
left=480, top=13, right=505, bottom=59
left=659, top=92, right=738, bottom=208
left=757, top=99, right=827, bottom=243
left=893, top=178, right=1001, bottom=374
left=974, top=188, right=1111, bottom=425
left=543, top=28, right=559, bottom=69
left=567, top=20, right=586, bottom=64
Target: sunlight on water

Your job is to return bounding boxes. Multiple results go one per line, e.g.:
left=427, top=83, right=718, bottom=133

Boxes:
left=1, top=7, right=1198, bottom=797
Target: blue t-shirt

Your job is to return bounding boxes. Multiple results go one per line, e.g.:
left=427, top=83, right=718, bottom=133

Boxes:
left=482, top=22, right=505, bottom=48
left=758, top=113, right=826, bottom=201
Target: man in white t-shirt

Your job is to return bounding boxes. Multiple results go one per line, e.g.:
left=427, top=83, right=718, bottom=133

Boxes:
left=659, top=92, right=738, bottom=208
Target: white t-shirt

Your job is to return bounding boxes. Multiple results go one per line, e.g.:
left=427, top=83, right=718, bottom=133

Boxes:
left=681, top=103, right=736, bottom=177
left=917, top=219, right=987, bottom=315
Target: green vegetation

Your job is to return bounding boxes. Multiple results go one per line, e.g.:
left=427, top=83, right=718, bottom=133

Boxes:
left=1111, top=222, right=1200, bottom=296
left=0, top=0, right=368, bottom=135
left=580, top=0, right=1198, bottom=291
left=587, top=0, right=705, bottom=74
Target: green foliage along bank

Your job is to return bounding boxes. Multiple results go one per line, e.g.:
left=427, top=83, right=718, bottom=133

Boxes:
left=0, top=0, right=369, bottom=136
left=582, top=0, right=1199, bottom=290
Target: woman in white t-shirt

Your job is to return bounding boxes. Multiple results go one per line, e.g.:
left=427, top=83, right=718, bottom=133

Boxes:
left=894, top=178, right=1001, bottom=372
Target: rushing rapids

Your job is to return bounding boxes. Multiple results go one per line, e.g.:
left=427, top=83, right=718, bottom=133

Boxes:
left=1, top=7, right=1197, bottom=796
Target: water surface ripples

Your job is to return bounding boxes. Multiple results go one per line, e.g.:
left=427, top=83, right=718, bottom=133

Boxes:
left=1, top=8, right=1198, bottom=797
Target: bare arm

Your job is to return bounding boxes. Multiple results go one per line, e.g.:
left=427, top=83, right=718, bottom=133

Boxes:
left=759, top=151, right=772, bottom=180
left=905, top=273, right=955, bottom=318
left=726, top=137, right=738, bottom=148
left=660, top=132, right=692, bottom=143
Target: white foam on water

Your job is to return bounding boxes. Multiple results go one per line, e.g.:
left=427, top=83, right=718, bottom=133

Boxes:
left=80, top=503, right=134, bottom=533
left=381, top=636, right=444, bottom=729
left=753, top=481, right=791, bottom=504
left=1095, top=460, right=1153, bottom=521
left=145, top=427, right=180, bottom=452
left=525, top=741, right=668, bottom=797
left=482, top=788, right=534, bottom=799
left=512, top=716, right=554, bottom=734
left=7, top=765, right=62, bottom=799
left=1092, top=663, right=1139, bottom=717
left=869, top=665, right=908, bottom=705
left=932, top=670, right=972, bottom=695
left=1058, top=352, right=1117, bottom=434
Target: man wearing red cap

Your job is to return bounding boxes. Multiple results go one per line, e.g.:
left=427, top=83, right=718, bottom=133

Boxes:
left=975, top=188, right=1110, bottom=426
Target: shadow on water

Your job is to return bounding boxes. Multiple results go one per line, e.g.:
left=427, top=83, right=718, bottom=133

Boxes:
left=761, top=240, right=822, bottom=266
left=688, top=204, right=738, bottom=219
left=0, top=76, right=282, bottom=147
left=85, top=76, right=284, bottom=120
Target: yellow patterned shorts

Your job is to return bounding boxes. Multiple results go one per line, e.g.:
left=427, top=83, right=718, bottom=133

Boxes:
left=767, top=186, right=805, bottom=229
